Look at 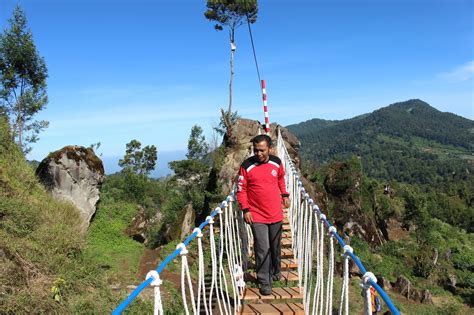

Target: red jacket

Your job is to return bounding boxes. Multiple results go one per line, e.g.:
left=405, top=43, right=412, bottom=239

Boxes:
left=237, top=155, right=289, bottom=223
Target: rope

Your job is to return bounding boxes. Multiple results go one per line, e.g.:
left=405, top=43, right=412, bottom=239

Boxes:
left=276, top=129, right=401, bottom=315
left=145, top=271, right=163, bottom=315
left=217, top=208, right=231, bottom=315
left=208, top=215, right=222, bottom=314
left=311, top=211, right=319, bottom=315
left=362, top=272, right=378, bottom=315
left=326, top=228, right=335, bottom=315
left=339, top=245, right=352, bottom=315
left=319, top=219, right=325, bottom=315
left=194, top=228, right=208, bottom=315
left=177, top=243, right=196, bottom=315
left=305, top=200, right=314, bottom=315
left=246, top=14, right=261, bottom=86
left=222, top=200, right=238, bottom=314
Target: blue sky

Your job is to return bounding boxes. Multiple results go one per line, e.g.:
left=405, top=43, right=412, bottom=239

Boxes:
left=1, top=0, right=473, bottom=175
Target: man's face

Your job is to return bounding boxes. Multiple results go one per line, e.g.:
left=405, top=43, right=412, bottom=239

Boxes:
left=253, top=140, right=270, bottom=163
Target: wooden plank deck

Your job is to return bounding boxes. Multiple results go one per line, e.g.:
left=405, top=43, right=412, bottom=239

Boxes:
left=241, top=210, right=303, bottom=314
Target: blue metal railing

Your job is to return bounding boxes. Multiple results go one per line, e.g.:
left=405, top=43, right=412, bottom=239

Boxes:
left=293, top=176, right=400, bottom=315
left=114, top=148, right=400, bottom=314
left=112, top=195, right=234, bottom=314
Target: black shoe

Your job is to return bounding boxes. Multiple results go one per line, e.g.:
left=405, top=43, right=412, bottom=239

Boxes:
left=272, top=274, right=281, bottom=282
left=259, top=284, right=272, bottom=296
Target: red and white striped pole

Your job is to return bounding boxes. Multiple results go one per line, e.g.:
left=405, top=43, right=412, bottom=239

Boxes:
left=261, top=79, right=270, bottom=134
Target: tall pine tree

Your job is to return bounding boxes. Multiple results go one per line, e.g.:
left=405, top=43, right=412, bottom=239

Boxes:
left=0, top=5, right=48, bottom=154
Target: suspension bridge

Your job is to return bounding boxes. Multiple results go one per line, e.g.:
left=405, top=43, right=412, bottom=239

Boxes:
left=113, top=128, right=400, bottom=315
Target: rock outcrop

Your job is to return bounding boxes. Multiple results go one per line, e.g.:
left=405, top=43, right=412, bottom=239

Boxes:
left=323, top=158, right=386, bottom=246
left=36, top=146, right=104, bottom=230
left=217, top=119, right=300, bottom=195
left=393, top=275, right=433, bottom=304
left=125, top=206, right=148, bottom=243
left=161, top=203, right=196, bottom=244
left=179, top=203, right=196, bottom=240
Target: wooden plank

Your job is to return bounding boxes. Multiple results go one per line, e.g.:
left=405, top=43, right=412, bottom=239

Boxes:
left=240, top=302, right=304, bottom=314
left=242, top=287, right=302, bottom=301
left=282, top=225, right=291, bottom=231
left=281, top=258, right=298, bottom=269
left=282, top=231, right=292, bottom=238
left=247, top=270, right=299, bottom=282
left=282, top=238, right=292, bottom=247
left=281, top=248, right=294, bottom=257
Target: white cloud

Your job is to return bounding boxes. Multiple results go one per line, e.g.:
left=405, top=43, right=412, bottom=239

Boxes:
left=439, top=61, right=474, bottom=82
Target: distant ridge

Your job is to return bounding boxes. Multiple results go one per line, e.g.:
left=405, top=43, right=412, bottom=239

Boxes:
left=287, top=99, right=474, bottom=184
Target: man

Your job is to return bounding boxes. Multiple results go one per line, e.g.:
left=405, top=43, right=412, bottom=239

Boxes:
left=237, top=134, right=290, bottom=295
left=370, top=286, right=382, bottom=314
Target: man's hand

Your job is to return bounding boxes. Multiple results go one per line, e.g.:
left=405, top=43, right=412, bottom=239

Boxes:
left=244, top=212, right=253, bottom=225
left=282, top=196, right=290, bottom=209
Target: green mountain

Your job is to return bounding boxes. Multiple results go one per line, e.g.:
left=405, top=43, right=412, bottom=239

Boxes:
left=287, top=99, right=474, bottom=184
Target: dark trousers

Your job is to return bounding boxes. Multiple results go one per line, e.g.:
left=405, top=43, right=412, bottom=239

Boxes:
left=251, top=221, right=282, bottom=286
left=237, top=211, right=249, bottom=272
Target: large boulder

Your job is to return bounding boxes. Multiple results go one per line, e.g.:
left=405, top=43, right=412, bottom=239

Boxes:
left=393, top=275, right=432, bottom=303
left=394, top=275, right=412, bottom=298
left=36, top=146, right=104, bottom=230
left=125, top=206, right=148, bottom=243
left=218, top=119, right=300, bottom=195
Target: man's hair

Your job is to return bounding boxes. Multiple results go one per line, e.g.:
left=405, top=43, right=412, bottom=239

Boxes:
left=252, top=134, right=272, bottom=147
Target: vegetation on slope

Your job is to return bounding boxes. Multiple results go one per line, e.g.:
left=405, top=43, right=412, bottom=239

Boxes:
left=288, top=99, right=473, bottom=184
left=289, top=99, right=474, bottom=232
left=0, top=117, right=109, bottom=312
left=308, top=155, right=473, bottom=311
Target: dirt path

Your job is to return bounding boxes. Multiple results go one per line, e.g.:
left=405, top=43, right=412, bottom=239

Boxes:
left=136, top=247, right=182, bottom=291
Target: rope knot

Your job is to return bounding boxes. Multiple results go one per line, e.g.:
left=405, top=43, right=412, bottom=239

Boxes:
left=193, top=227, right=203, bottom=238
left=313, top=204, right=320, bottom=211
left=343, top=245, right=354, bottom=255
left=206, top=216, right=214, bottom=224
left=215, top=207, right=223, bottom=214
left=328, top=226, right=337, bottom=235
left=146, top=270, right=162, bottom=286
left=226, top=195, right=234, bottom=202
left=177, top=243, right=188, bottom=255
left=320, top=213, right=326, bottom=221
left=304, top=193, right=309, bottom=199
left=308, top=198, right=314, bottom=204
left=363, top=271, right=377, bottom=285
left=220, top=201, right=228, bottom=208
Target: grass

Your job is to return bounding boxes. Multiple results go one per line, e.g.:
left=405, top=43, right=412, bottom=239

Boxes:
left=84, top=201, right=144, bottom=283
left=0, top=117, right=120, bottom=313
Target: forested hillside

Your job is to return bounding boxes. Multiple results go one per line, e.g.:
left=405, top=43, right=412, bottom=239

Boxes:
left=286, top=100, right=473, bottom=310
left=288, top=100, right=473, bottom=231
left=288, top=99, right=473, bottom=184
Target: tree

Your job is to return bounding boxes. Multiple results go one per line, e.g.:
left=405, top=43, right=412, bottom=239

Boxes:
left=118, top=139, right=157, bottom=176
left=170, top=125, right=210, bottom=179
left=0, top=5, right=48, bottom=154
left=204, top=0, right=257, bottom=138
left=170, top=125, right=211, bottom=182
left=187, top=125, right=209, bottom=160
left=213, top=110, right=240, bottom=136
